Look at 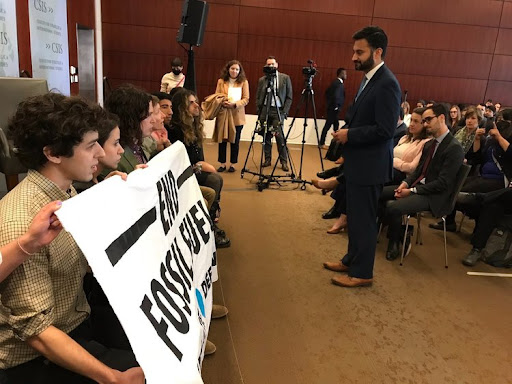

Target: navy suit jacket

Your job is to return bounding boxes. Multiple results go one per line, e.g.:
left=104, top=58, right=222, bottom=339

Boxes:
left=342, top=64, right=401, bottom=186
left=325, top=78, right=345, bottom=110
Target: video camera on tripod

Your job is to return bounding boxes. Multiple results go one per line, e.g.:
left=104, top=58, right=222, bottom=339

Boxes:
left=263, top=65, right=277, bottom=77
left=302, top=59, right=317, bottom=77
left=302, top=59, right=317, bottom=89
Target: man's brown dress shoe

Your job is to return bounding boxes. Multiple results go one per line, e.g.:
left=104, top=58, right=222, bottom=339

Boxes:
left=331, top=275, right=373, bottom=287
left=323, top=261, right=349, bottom=272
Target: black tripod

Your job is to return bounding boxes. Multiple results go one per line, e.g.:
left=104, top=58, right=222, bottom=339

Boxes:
left=281, top=73, right=324, bottom=189
left=241, top=72, right=294, bottom=191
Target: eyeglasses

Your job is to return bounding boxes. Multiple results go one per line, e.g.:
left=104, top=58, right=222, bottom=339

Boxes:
left=421, top=115, right=438, bottom=124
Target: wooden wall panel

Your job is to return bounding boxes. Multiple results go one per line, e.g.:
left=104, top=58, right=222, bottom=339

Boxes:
left=239, top=0, right=375, bottom=16
left=490, top=55, right=512, bottom=81
left=385, top=48, right=492, bottom=79
left=101, top=0, right=183, bottom=28
left=502, top=2, right=512, bottom=28
left=374, top=0, right=503, bottom=27
left=495, top=28, right=512, bottom=55
left=207, top=4, right=240, bottom=33
left=15, top=0, right=30, bottom=74
left=238, top=7, right=370, bottom=42
left=485, top=81, right=512, bottom=105
left=375, top=18, right=499, bottom=54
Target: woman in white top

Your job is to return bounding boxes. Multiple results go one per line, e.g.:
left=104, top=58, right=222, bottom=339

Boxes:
left=214, top=60, right=250, bottom=172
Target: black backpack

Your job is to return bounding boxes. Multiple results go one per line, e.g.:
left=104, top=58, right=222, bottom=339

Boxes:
left=482, top=227, right=512, bottom=268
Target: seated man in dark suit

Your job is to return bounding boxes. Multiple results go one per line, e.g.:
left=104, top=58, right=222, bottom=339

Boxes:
left=380, top=104, right=465, bottom=260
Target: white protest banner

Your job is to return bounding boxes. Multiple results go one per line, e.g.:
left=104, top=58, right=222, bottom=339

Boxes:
left=0, top=1, right=19, bottom=77
left=28, top=0, right=70, bottom=94
left=56, top=142, right=217, bottom=384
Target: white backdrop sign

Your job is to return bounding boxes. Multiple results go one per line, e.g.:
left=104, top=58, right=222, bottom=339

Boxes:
left=57, top=143, right=216, bottom=384
left=28, top=0, right=70, bottom=94
left=0, top=1, right=19, bottom=76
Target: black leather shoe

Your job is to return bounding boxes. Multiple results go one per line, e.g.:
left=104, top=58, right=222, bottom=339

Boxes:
left=429, top=221, right=456, bottom=232
left=322, top=205, right=340, bottom=219
left=281, top=163, right=289, bottom=172
left=214, top=226, right=231, bottom=248
left=262, top=160, right=271, bottom=167
left=316, top=167, right=340, bottom=179
left=386, top=240, right=400, bottom=261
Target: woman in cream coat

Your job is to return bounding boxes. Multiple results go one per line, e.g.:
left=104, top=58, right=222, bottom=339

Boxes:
left=215, top=60, right=249, bottom=172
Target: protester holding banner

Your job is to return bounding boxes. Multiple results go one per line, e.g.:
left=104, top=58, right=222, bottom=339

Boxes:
left=142, top=95, right=171, bottom=160
left=169, top=89, right=231, bottom=247
left=104, top=85, right=156, bottom=174
left=0, top=201, right=62, bottom=283
left=0, top=93, right=143, bottom=383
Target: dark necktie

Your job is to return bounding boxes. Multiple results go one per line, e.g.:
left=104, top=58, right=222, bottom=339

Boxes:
left=411, top=140, right=439, bottom=187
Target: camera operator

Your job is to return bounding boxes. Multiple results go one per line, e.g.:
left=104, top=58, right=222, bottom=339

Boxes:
left=255, top=56, right=293, bottom=171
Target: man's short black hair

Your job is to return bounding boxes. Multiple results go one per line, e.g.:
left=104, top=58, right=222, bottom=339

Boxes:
left=171, top=57, right=183, bottom=67
left=425, top=103, right=449, bottom=124
left=486, top=104, right=496, bottom=114
left=352, top=26, right=388, bottom=57
left=8, top=93, right=108, bottom=170
left=152, top=91, right=172, bottom=102
left=336, top=68, right=346, bottom=77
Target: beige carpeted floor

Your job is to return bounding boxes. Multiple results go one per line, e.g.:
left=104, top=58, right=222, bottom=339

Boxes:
left=200, top=139, right=512, bottom=384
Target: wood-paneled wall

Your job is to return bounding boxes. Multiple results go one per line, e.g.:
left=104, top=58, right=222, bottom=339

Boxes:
left=15, top=0, right=95, bottom=96
left=102, top=0, right=512, bottom=117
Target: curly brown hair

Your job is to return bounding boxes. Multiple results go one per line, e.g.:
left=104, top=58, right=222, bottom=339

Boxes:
left=171, top=89, right=204, bottom=146
left=8, top=92, right=108, bottom=170
left=220, top=60, right=247, bottom=84
left=104, top=84, right=152, bottom=147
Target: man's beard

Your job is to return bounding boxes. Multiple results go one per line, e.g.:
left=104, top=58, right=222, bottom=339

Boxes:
left=354, top=53, right=375, bottom=72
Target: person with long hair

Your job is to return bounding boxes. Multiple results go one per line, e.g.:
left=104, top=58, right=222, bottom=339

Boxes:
left=402, top=101, right=411, bottom=127
left=392, top=107, right=431, bottom=183
left=214, top=60, right=249, bottom=172
left=104, top=85, right=155, bottom=174
left=448, top=104, right=461, bottom=133
left=169, top=89, right=230, bottom=247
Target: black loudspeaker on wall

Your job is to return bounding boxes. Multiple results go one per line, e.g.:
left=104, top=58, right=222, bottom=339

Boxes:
left=177, top=0, right=209, bottom=46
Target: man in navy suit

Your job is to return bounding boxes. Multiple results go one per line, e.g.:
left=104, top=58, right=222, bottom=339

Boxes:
left=323, top=26, right=401, bottom=287
left=319, top=68, right=346, bottom=147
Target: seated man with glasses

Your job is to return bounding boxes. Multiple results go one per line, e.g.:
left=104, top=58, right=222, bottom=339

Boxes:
left=379, top=104, right=464, bottom=261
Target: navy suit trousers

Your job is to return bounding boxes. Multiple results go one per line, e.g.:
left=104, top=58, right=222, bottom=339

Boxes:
left=342, top=182, right=383, bottom=279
